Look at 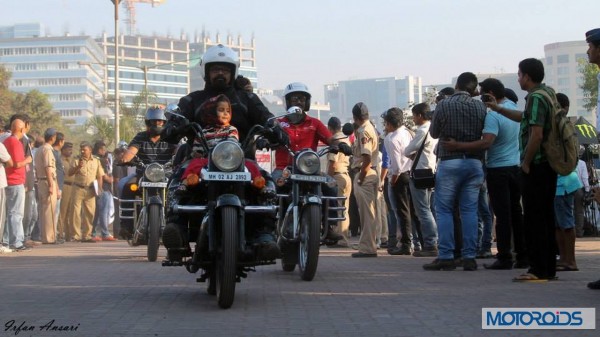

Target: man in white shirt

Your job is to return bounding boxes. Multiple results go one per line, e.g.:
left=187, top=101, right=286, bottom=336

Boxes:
left=404, top=103, right=438, bottom=257
left=382, top=107, right=414, bottom=255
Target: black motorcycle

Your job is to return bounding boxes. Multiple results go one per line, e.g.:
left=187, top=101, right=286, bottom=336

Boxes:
left=164, top=111, right=279, bottom=309
left=117, top=159, right=171, bottom=262
left=275, top=124, right=353, bottom=281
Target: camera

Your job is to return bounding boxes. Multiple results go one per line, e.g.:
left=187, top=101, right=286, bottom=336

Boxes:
left=481, top=94, right=494, bottom=103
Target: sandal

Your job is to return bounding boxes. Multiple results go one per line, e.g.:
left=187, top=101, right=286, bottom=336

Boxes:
left=512, top=273, right=548, bottom=283
left=556, top=265, right=579, bottom=272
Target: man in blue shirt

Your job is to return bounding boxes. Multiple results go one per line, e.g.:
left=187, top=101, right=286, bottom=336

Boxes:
left=442, top=78, right=527, bottom=270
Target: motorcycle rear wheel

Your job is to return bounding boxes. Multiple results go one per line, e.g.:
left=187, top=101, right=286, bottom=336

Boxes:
left=298, top=204, right=320, bottom=281
left=216, top=206, right=238, bottom=309
left=146, top=205, right=161, bottom=262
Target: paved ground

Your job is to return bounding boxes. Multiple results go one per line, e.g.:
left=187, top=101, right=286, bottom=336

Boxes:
left=1, top=238, right=599, bottom=337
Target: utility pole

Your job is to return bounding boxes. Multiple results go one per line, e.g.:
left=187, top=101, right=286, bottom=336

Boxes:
left=112, top=0, right=121, bottom=144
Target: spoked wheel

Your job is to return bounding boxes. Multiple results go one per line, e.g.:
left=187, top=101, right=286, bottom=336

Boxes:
left=216, top=206, right=238, bottom=309
left=298, top=204, right=321, bottom=281
left=146, top=205, right=161, bottom=262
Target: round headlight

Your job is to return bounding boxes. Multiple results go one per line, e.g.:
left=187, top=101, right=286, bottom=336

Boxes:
left=211, top=141, right=244, bottom=172
left=144, top=163, right=165, bottom=182
left=296, top=151, right=320, bottom=175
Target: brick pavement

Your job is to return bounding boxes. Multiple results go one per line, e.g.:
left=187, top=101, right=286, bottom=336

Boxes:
left=1, top=238, right=599, bottom=337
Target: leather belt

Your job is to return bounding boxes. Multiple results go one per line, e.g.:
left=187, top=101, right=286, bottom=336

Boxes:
left=334, top=172, right=349, bottom=175
left=64, top=182, right=73, bottom=186
left=74, top=183, right=93, bottom=189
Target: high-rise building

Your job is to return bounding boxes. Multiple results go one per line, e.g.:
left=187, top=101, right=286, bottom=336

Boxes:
left=189, top=32, right=257, bottom=92
left=543, top=41, right=592, bottom=123
left=324, top=76, right=422, bottom=123
left=0, top=24, right=105, bottom=126
left=96, top=33, right=190, bottom=106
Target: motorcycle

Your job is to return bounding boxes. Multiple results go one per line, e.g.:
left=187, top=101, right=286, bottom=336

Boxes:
left=275, top=123, right=353, bottom=281
left=117, top=159, right=171, bottom=262
left=163, top=111, right=279, bottom=309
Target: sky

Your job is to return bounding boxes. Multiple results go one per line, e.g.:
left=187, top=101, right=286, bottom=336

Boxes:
left=1, top=0, right=599, bottom=103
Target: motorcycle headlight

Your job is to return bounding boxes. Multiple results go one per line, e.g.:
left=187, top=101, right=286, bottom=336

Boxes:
left=296, top=151, right=320, bottom=175
left=144, top=163, right=165, bottom=182
left=211, top=140, right=244, bottom=172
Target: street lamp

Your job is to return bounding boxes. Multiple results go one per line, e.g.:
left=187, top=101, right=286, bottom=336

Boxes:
left=111, top=0, right=120, bottom=144
left=138, top=58, right=197, bottom=110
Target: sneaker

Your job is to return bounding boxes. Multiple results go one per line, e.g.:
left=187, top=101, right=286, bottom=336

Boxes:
left=587, top=279, right=600, bottom=290
left=102, top=236, right=117, bottom=241
left=13, top=245, right=32, bottom=252
left=423, top=258, right=456, bottom=271
left=91, top=236, right=102, bottom=242
left=413, top=248, right=438, bottom=257
left=81, top=238, right=96, bottom=243
left=0, top=246, right=13, bottom=253
left=387, top=246, right=412, bottom=255
left=476, top=250, right=493, bottom=259
left=462, top=258, right=478, bottom=271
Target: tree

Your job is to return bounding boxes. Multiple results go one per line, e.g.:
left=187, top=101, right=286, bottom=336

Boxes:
left=12, top=90, right=61, bottom=134
left=84, top=116, right=114, bottom=147
left=578, top=58, right=599, bottom=112
left=0, top=65, right=14, bottom=124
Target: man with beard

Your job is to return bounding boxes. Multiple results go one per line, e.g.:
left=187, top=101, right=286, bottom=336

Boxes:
left=160, top=44, right=288, bottom=262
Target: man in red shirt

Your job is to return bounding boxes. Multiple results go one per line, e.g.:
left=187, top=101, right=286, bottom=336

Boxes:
left=2, top=115, right=32, bottom=251
left=273, top=82, right=343, bottom=242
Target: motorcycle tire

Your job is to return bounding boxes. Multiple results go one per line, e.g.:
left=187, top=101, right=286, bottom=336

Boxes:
left=146, top=204, right=161, bottom=262
left=216, top=206, right=238, bottom=309
left=280, top=240, right=297, bottom=272
left=298, top=204, right=321, bottom=281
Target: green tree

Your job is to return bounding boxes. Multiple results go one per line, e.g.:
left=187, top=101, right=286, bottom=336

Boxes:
left=84, top=116, right=115, bottom=147
left=578, top=58, right=599, bottom=112
left=12, top=90, right=61, bottom=134
left=0, top=65, right=14, bottom=123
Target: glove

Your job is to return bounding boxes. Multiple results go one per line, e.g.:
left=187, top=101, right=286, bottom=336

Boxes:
left=256, top=138, right=270, bottom=151
left=266, top=125, right=289, bottom=147
left=338, top=142, right=352, bottom=156
left=174, top=119, right=192, bottom=135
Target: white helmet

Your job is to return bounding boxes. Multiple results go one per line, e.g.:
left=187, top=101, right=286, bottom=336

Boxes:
left=283, top=82, right=311, bottom=111
left=200, top=44, right=240, bottom=82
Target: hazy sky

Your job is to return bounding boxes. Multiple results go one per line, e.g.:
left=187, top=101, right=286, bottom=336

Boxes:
left=1, top=0, right=599, bottom=102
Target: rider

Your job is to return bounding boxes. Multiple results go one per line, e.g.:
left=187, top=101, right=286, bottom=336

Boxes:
left=118, top=106, right=177, bottom=239
left=160, top=44, right=287, bottom=261
left=273, top=82, right=350, bottom=242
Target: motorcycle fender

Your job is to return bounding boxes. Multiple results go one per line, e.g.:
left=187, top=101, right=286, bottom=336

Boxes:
left=147, top=195, right=163, bottom=207
left=302, top=195, right=321, bottom=206
left=215, top=194, right=242, bottom=209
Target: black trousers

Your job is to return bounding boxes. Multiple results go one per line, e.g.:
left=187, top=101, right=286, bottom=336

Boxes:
left=486, top=165, right=526, bottom=262
left=391, top=172, right=412, bottom=247
left=521, top=162, right=557, bottom=279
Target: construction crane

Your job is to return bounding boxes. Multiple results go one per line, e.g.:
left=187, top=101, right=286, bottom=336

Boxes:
left=122, top=0, right=166, bottom=35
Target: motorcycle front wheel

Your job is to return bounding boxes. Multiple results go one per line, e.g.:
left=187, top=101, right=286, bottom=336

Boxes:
left=298, top=204, right=321, bottom=281
left=216, top=206, right=238, bottom=309
left=146, top=204, right=161, bottom=262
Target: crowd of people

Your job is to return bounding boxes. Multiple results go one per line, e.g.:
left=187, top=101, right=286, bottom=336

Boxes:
left=0, top=115, right=119, bottom=253
left=2, top=28, right=600, bottom=291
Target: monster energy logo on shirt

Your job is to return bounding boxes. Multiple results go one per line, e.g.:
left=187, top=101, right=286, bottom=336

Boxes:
left=576, top=124, right=597, bottom=138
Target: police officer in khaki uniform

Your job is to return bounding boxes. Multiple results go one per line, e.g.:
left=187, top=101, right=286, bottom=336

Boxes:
left=68, top=142, right=104, bottom=242
left=59, top=142, right=74, bottom=241
left=34, top=128, right=58, bottom=244
left=350, top=102, right=380, bottom=257
left=327, top=117, right=352, bottom=248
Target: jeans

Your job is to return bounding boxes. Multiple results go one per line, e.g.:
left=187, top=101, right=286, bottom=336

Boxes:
left=409, top=179, right=437, bottom=250
left=477, top=182, right=494, bottom=252
left=434, top=159, right=484, bottom=260
left=522, top=162, right=557, bottom=279
left=385, top=179, right=399, bottom=245
left=23, top=189, right=38, bottom=241
left=94, top=191, right=114, bottom=237
left=486, top=166, right=525, bottom=261
left=3, top=185, right=26, bottom=248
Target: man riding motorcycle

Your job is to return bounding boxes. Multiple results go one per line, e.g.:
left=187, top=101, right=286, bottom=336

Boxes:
left=118, top=107, right=177, bottom=239
left=160, top=44, right=287, bottom=262
left=273, top=82, right=349, bottom=243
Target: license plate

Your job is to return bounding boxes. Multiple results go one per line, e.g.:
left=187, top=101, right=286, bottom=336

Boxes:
left=140, top=182, right=168, bottom=187
left=202, top=171, right=251, bottom=181
left=291, top=174, right=328, bottom=183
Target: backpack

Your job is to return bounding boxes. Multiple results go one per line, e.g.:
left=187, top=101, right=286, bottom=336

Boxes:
left=532, top=88, right=578, bottom=176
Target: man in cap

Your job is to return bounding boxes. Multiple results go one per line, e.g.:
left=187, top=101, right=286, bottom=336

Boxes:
left=59, top=142, right=74, bottom=241
left=350, top=102, right=380, bottom=257
left=34, top=128, right=59, bottom=244
left=327, top=116, right=352, bottom=247
left=585, top=28, right=600, bottom=290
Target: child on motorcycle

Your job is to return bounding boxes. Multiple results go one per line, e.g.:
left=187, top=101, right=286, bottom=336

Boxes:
left=177, top=94, right=267, bottom=192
